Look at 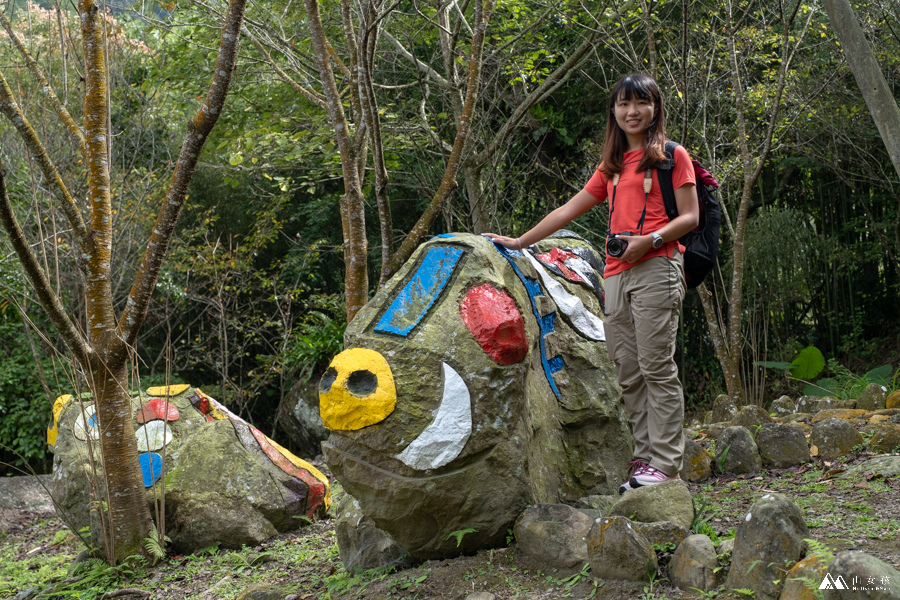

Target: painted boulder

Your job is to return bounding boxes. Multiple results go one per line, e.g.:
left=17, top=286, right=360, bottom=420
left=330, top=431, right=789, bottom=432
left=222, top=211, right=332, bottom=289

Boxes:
left=320, top=231, right=631, bottom=560
left=48, top=384, right=330, bottom=553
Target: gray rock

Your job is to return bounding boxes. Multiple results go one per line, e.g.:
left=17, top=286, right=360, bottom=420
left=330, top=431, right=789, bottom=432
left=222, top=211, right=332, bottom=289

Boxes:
left=756, top=423, right=810, bottom=468
left=668, top=534, right=719, bottom=592
left=13, top=587, right=38, bottom=600
left=574, top=494, right=618, bottom=513
left=726, top=493, right=808, bottom=597
left=703, top=411, right=713, bottom=425
left=771, top=396, right=796, bottom=417
left=513, top=504, right=593, bottom=568
left=587, top=516, right=657, bottom=582
left=276, top=378, right=329, bottom=459
left=0, top=475, right=54, bottom=512
left=730, top=405, right=774, bottom=429
left=235, top=583, right=285, bottom=600
left=683, top=438, right=712, bottom=482
left=811, top=418, right=863, bottom=459
left=707, top=422, right=730, bottom=439
left=50, top=387, right=330, bottom=554
left=718, top=537, right=734, bottom=555
left=465, top=594, right=496, bottom=600
left=608, top=478, right=694, bottom=530
left=868, top=423, right=900, bottom=453
left=856, top=384, right=889, bottom=412
left=781, top=554, right=830, bottom=600
left=334, top=494, right=408, bottom=571
left=712, top=395, right=739, bottom=424
left=797, top=395, right=823, bottom=413
left=715, top=427, right=762, bottom=475
left=779, top=413, right=814, bottom=424
left=822, top=551, right=900, bottom=599
left=321, top=233, right=632, bottom=560
left=842, top=455, right=900, bottom=478
left=816, top=397, right=853, bottom=411
left=632, top=521, right=690, bottom=549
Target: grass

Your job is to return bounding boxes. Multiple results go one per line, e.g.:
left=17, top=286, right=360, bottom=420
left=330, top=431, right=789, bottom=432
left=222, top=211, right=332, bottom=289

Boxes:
left=1, top=454, right=898, bottom=599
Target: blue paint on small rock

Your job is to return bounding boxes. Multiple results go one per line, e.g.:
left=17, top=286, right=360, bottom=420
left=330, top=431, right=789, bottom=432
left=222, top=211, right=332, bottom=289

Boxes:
left=139, top=452, right=163, bottom=487
left=87, top=414, right=98, bottom=428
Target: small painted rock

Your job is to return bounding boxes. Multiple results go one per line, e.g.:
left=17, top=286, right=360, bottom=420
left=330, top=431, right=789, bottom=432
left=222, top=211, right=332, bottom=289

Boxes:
left=136, top=398, right=180, bottom=424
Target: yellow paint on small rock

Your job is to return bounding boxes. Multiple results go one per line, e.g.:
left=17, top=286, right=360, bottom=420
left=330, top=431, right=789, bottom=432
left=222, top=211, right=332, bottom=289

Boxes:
left=47, top=394, right=72, bottom=446
left=319, top=348, right=396, bottom=431
left=146, top=383, right=191, bottom=397
left=885, top=391, right=900, bottom=409
left=810, top=408, right=866, bottom=423
left=264, top=434, right=332, bottom=510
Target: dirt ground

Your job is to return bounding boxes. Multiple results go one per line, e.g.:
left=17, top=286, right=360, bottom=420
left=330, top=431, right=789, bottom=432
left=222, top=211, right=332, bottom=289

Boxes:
left=1, top=453, right=898, bottom=599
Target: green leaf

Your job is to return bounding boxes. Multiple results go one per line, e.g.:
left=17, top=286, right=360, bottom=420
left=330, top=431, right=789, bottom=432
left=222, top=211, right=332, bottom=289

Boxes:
left=756, top=361, right=792, bottom=370
left=790, top=346, right=825, bottom=380
left=803, top=377, right=837, bottom=397
left=229, top=153, right=243, bottom=166
left=864, top=365, right=893, bottom=385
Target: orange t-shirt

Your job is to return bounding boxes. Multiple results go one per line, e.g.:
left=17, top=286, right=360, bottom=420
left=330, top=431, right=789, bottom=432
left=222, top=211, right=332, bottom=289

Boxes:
left=583, top=145, right=696, bottom=277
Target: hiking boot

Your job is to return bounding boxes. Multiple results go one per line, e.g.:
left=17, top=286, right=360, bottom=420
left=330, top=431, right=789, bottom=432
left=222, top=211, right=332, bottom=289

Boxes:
left=618, top=459, right=648, bottom=494
left=629, top=465, right=680, bottom=489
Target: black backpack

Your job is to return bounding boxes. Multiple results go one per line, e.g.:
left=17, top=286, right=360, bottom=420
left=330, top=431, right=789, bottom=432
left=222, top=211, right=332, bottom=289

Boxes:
left=656, top=141, right=721, bottom=289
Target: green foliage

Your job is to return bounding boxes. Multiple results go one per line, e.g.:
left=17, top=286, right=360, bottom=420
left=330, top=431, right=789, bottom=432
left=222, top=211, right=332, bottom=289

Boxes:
left=0, top=312, right=56, bottom=474
left=446, top=527, right=478, bottom=548
left=282, top=295, right=347, bottom=383
left=805, top=360, right=898, bottom=399
left=790, top=347, right=826, bottom=380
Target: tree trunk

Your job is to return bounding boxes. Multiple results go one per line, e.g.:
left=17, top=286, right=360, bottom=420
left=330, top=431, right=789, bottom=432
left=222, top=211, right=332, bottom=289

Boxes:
left=464, top=163, right=488, bottom=233
left=90, top=353, right=153, bottom=563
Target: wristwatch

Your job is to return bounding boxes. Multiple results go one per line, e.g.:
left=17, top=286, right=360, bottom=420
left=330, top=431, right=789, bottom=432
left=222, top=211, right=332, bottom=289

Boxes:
left=650, top=232, right=664, bottom=249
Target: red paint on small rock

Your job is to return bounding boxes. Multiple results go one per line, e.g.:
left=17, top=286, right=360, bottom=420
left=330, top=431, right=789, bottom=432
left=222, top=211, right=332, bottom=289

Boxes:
left=250, top=426, right=326, bottom=518
left=460, top=283, right=528, bottom=365
left=136, top=398, right=180, bottom=424
left=535, top=248, right=584, bottom=283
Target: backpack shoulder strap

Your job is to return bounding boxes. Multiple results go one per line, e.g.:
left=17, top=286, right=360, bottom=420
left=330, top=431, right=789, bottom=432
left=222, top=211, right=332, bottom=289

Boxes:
left=658, top=140, right=679, bottom=221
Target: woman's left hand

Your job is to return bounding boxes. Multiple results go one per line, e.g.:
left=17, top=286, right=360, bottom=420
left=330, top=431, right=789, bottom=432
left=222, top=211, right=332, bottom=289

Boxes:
left=482, top=233, right=520, bottom=249
left=620, top=234, right=652, bottom=263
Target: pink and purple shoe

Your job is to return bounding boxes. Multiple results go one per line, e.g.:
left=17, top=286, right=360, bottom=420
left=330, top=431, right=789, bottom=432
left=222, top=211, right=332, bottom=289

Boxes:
left=618, top=459, right=648, bottom=494
left=629, top=465, right=680, bottom=489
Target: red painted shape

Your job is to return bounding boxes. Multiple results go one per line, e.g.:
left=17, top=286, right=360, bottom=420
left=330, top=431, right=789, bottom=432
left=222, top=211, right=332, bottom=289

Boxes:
left=535, top=248, right=585, bottom=283
left=250, top=426, right=326, bottom=518
left=460, top=283, right=528, bottom=365
left=136, top=398, right=180, bottom=424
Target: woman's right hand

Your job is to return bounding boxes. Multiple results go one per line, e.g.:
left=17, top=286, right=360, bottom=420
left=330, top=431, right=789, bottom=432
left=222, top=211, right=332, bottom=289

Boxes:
left=481, top=233, right=521, bottom=249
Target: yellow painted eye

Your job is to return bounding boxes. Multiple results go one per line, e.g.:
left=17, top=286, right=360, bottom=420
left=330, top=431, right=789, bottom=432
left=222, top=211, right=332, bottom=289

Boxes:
left=47, top=394, right=72, bottom=447
left=319, top=348, right=396, bottom=431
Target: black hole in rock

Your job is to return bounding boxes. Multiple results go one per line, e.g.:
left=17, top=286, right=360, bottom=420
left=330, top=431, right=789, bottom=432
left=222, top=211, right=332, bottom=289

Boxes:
left=320, top=367, right=338, bottom=394
left=346, top=370, right=378, bottom=397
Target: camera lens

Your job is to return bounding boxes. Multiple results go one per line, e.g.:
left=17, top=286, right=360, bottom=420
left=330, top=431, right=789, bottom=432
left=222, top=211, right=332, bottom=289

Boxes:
left=606, top=236, right=628, bottom=258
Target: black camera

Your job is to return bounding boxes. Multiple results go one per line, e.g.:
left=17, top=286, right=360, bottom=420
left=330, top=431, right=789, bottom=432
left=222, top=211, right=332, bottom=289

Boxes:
left=606, top=232, right=634, bottom=258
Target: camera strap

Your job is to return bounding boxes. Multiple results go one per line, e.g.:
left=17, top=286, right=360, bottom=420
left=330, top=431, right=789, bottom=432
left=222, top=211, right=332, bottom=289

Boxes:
left=608, top=170, right=653, bottom=236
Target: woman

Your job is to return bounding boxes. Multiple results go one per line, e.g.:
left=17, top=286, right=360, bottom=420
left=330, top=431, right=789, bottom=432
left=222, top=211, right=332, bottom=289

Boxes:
left=483, top=73, right=699, bottom=493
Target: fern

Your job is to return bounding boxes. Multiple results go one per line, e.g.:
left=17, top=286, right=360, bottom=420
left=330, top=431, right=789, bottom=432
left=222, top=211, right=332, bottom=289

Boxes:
left=446, top=527, right=477, bottom=548
left=143, top=527, right=171, bottom=564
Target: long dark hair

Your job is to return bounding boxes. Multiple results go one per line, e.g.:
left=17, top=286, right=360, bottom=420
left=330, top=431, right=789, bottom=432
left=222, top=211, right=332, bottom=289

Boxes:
left=599, top=73, right=667, bottom=178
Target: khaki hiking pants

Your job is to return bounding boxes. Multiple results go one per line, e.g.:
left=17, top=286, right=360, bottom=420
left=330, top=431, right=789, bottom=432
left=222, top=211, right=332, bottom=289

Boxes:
left=605, top=252, right=686, bottom=477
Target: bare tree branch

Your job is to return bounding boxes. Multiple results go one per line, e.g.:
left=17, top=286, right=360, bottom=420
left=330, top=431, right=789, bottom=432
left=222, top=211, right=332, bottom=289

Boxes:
left=117, top=0, right=249, bottom=346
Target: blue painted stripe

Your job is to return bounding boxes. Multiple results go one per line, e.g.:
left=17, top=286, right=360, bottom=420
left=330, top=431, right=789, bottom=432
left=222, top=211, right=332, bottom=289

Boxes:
left=375, top=246, right=464, bottom=336
left=139, top=452, right=163, bottom=487
left=434, top=233, right=455, bottom=238
left=492, top=243, right=562, bottom=398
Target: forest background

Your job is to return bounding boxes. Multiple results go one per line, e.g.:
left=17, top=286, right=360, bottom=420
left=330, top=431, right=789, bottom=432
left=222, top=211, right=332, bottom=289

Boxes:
left=1, top=0, right=898, bottom=478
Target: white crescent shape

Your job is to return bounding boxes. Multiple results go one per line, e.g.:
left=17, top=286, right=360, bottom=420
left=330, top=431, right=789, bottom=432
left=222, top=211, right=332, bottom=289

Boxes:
left=395, top=362, right=472, bottom=471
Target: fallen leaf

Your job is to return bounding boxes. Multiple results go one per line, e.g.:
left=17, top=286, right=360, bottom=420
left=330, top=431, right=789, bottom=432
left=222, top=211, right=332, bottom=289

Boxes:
left=810, top=445, right=819, bottom=457
left=855, top=482, right=869, bottom=489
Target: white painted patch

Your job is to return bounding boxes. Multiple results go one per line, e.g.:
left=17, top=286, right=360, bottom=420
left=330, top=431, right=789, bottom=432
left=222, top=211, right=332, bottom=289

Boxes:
left=135, top=421, right=173, bottom=452
left=524, top=251, right=605, bottom=341
left=745, top=513, right=752, bottom=521
left=73, top=405, right=99, bottom=441
left=395, top=362, right=472, bottom=471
